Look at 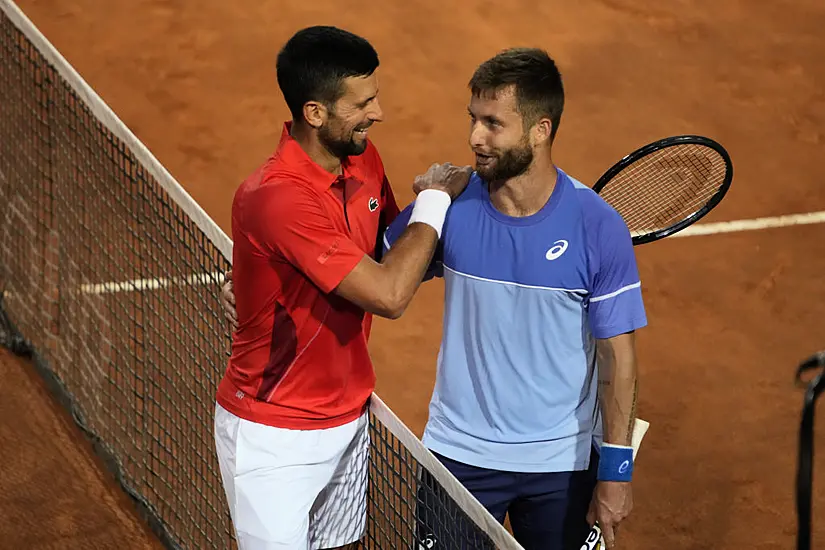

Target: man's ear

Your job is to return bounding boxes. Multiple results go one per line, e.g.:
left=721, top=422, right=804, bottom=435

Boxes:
left=302, top=101, right=328, bottom=129
left=532, top=117, right=554, bottom=144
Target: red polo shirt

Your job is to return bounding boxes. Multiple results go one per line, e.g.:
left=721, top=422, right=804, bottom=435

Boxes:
left=216, top=122, right=400, bottom=429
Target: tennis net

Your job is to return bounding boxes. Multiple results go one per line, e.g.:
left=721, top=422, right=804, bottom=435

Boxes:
left=0, top=1, right=523, bottom=549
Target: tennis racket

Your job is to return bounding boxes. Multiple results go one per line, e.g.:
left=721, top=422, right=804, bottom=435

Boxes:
left=592, top=135, right=734, bottom=245
left=795, top=351, right=825, bottom=550
left=581, top=418, right=650, bottom=550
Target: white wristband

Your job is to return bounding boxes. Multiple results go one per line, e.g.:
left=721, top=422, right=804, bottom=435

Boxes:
left=407, top=189, right=451, bottom=238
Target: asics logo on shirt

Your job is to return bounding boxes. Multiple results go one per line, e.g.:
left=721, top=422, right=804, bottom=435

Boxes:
left=545, top=239, right=569, bottom=261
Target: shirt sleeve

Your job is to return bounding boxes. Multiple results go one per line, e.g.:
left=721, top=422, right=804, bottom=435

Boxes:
left=374, top=175, right=401, bottom=262
left=587, top=206, right=648, bottom=339
left=246, top=182, right=366, bottom=294
left=381, top=200, right=444, bottom=280
left=380, top=175, right=401, bottom=227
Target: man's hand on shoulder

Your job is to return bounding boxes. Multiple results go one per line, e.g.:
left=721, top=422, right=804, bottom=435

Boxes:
left=413, top=162, right=473, bottom=200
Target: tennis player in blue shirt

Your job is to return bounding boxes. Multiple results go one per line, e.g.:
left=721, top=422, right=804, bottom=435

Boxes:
left=383, top=48, right=647, bottom=550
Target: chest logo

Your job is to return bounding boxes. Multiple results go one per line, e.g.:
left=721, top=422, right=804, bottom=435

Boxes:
left=545, top=239, right=569, bottom=261
left=368, top=197, right=379, bottom=212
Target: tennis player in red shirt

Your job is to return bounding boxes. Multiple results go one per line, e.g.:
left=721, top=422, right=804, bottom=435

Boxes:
left=213, top=26, right=471, bottom=550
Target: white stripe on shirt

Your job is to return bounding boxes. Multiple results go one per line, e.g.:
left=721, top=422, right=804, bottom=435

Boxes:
left=590, top=282, right=641, bottom=303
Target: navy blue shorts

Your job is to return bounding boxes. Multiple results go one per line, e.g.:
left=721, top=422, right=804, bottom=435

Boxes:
left=416, top=448, right=599, bottom=550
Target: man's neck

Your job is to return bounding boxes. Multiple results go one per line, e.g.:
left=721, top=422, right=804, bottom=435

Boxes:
left=489, top=155, right=558, bottom=218
left=290, top=121, right=343, bottom=176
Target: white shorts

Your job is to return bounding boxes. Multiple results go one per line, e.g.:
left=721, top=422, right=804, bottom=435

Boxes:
left=213, top=403, right=370, bottom=550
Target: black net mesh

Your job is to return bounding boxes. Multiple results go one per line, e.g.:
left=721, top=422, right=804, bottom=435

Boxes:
left=0, top=4, right=520, bottom=550
left=365, top=415, right=502, bottom=550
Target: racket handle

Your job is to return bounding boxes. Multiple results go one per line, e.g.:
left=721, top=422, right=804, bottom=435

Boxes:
left=581, top=523, right=604, bottom=549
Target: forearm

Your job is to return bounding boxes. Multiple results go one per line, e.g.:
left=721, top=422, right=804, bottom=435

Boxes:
left=374, top=222, right=439, bottom=315
left=334, top=189, right=449, bottom=319
left=596, top=333, right=639, bottom=447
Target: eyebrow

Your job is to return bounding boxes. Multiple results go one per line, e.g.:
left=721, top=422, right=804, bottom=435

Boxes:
left=468, top=108, right=502, bottom=125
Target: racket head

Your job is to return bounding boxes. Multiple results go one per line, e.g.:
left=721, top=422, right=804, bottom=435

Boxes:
left=592, top=135, right=733, bottom=245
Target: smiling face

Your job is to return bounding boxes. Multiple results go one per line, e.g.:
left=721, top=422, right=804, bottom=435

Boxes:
left=468, top=85, right=534, bottom=182
left=318, top=73, right=383, bottom=158
left=275, top=26, right=382, bottom=159
left=465, top=48, right=566, bottom=182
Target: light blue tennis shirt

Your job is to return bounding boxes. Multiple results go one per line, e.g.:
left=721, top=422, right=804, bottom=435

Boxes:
left=383, top=168, right=648, bottom=473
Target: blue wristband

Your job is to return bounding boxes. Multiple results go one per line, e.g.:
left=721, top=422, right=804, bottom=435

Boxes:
left=598, top=444, right=633, bottom=482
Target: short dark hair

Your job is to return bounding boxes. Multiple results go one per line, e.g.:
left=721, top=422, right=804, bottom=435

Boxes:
left=276, top=26, right=380, bottom=120
left=469, top=48, right=564, bottom=140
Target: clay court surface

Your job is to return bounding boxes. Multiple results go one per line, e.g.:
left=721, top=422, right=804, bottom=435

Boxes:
left=3, top=0, right=825, bottom=548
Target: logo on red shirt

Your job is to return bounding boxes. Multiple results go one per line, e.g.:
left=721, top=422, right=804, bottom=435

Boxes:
left=368, top=197, right=379, bottom=212
left=317, top=238, right=340, bottom=265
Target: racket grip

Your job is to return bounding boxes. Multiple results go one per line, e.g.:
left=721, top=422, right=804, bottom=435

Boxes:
left=581, top=523, right=603, bottom=550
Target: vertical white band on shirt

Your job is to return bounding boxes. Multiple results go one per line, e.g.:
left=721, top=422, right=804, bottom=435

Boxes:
left=407, top=189, right=452, bottom=239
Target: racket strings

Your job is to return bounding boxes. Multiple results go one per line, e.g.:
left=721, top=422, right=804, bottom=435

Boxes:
left=598, top=143, right=727, bottom=234
left=605, top=153, right=723, bottom=229
left=611, top=160, right=714, bottom=218
left=606, top=154, right=719, bottom=226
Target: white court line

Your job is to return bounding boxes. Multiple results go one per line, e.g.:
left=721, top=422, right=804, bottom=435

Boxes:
left=60, top=210, right=825, bottom=296
left=669, top=210, right=825, bottom=237
left=79, top=271, right=224, bottom=295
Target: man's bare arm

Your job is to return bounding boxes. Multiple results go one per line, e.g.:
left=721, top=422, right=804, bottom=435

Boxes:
left=333, top=222, right=439, bottom=319
left=332, top=163, right=471, bottom=319
left=219, top=222, right=440, bottom=326
left=596, top=331, right=639, bottom=446
left=333, top=163, right=471, bottom=319
left=587, top=331, right=640, bottom=547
